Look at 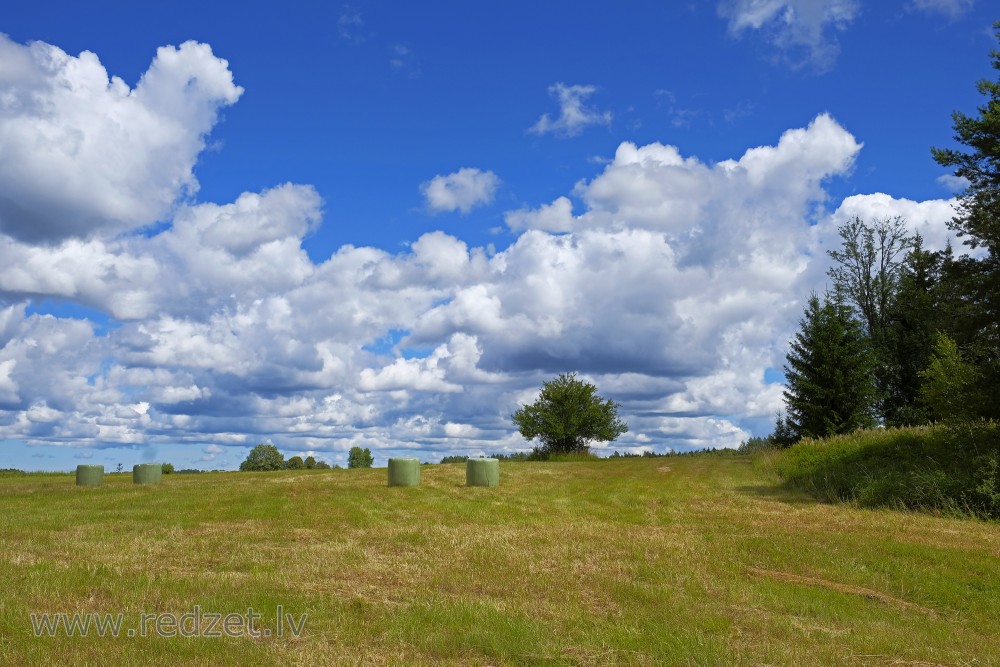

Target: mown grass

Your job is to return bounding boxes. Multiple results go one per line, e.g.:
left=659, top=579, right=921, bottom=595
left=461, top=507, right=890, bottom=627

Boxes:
left=1, top=457, right=998, bottom=665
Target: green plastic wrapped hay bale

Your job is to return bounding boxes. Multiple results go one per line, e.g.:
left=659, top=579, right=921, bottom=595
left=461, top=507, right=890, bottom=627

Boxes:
left=133, top=463, right=162, bottom=485
left=76, top=464, right=104, bottom=487
left=466, top=458, right=500, bottom=487
left=387, top=458, right=420, bottom=487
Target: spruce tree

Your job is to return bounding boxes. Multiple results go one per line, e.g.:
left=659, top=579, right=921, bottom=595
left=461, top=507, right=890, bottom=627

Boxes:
left=882, top=237, right=948, bottom=426
left=783, top=294, right=877, bottom=440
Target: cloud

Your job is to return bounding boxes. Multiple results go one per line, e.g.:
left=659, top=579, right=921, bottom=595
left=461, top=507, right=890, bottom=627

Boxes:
left=504, top=196, right=575, bottom=232
left=0, top=35, right=962, bottom=461
left=530, top=83, right=612, bottom=137
left=0, top=110, right=870, bottom=456
left=421, top=168, right=500, bottom=214
left=338, top=5, right=367, bottom=42
left=718, top=0, right=859, bottom=71
left=909, top=0, right=975, bottom=18
left=936, top=173, right=970, bottom=193
left=0, top=36, right=242, bottom=243
left=0, top=183, right=321, bottom=321
left=389, top=43, right=420, bottom=77
left=829, top=193, right=961, bottom=253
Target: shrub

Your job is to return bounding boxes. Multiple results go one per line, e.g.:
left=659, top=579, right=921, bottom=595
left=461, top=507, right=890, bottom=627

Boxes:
left=161, top=463, right=175, bottom=475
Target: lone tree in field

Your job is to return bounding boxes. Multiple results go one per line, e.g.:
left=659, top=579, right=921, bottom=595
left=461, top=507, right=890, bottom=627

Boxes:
left=239, top=443, right=285, bottom=471
left=347, top=446, right=374, bottom=469
left=512, top=373, right=628, bottom=456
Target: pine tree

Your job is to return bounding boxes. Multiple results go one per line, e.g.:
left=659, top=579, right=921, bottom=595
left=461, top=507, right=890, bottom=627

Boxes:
left=931, top=22, right=1000, bottom=419
left=783, top=294, right=877, bottom=440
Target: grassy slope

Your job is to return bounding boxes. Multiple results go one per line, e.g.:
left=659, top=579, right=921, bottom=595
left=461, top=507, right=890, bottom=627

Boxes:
left=0, top=457, right=998, bottom=666
left=771, top=423, right=1000, bottom=518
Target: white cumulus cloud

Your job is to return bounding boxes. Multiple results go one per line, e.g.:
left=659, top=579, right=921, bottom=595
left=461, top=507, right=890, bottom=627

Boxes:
left=0, top=36, right=242, bottom=243
left=421, top=168, right=500, bottom=214
left=530, top=83, right=612, bottom=137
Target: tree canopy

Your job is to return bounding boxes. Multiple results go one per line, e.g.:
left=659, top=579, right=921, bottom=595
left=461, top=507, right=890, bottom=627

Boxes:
left=347, top=446, right=374, bottom=469
left=512, top=372, right=628, bottom=456
left=239, top=443, right=285, bottom=472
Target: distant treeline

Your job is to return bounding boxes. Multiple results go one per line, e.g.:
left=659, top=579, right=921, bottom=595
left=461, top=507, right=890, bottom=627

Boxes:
left=438, top=449, right=725, bottom=464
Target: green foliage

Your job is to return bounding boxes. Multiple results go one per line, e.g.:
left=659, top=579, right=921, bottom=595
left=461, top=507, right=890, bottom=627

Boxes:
left=773, top=422, right=1000, bottom=519
left=440, top=455, right=470, bottom=464
left=919, top=332, right=982, bottom=422
left=783, top=294, right=877, bottom=440
left=931, top=22, right=1000, bottom=419
left=347, top=446, right=374, bottom=469
left=488, top=452, right=532, bottom=462
left=314, top=460, right=331, bottom=469
left=769, top=411, right=798, bottom=448
left=881, top=238, right=949, bottom=426
left=827, top=215, right=915, bottom=341
left=827, top=216, right=915, bottom=425
left=607, top=450, right=669, bottom=458
left=512, top=372, right=628, bottom=456
left=239, top=443, right=285, bottom=472
left=931, top=21, right=1000, bottom=257
left=285, top=455, right=305, bottom=470
left=546, top=451, right=600, bottom=462
left=160, top=463, right=174, bottom=475
left=304, top=456, right=317, bottom=469
left=737, top=436, right=772, bottom=454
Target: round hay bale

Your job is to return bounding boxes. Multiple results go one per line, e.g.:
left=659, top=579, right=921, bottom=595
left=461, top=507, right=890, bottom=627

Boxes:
left=466, top=458, right=500, bottom=487
left=133, top=463, right=162, bottom=485
left=387, top=458, right=420, bottom=487
left=76, top=464, right=104, bottom=487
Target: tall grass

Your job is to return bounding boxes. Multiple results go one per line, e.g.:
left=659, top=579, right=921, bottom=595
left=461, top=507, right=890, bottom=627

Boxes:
left=770, top=421, right=1000, bottom=519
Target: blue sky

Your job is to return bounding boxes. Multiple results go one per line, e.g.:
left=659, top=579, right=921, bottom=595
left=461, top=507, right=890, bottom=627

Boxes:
left=0, top=1, right=994, bottom=471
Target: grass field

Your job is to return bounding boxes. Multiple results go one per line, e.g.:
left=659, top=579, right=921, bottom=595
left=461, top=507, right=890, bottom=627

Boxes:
left=1, top=455, right=998, bottom=666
